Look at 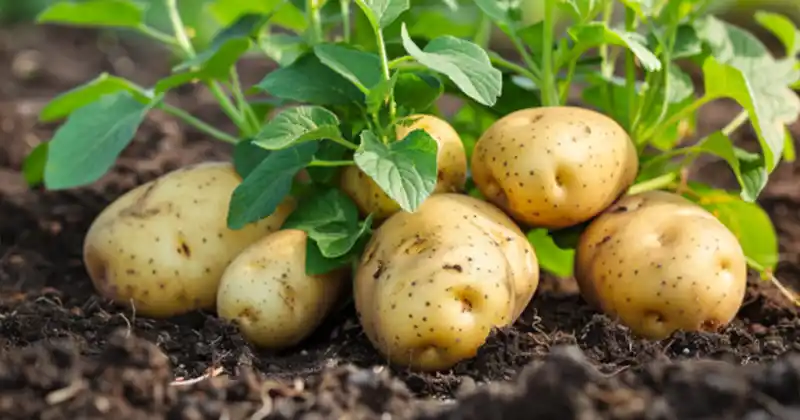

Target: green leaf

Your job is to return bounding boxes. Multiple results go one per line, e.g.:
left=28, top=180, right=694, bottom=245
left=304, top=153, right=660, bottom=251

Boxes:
left=567, top=22, right=662, bottom=72
left=22, top=142, right=49, bottom=187
left=354, top=0, right=410, bottom=29
left=696, top=132, right=768, bottom=202
left=783, top=128, right=796, bottom=162
left=43, top=92, right=150, bottom=190
left=400, top=23, right=502, bottom=106
left=260, top=34, right=309, bottom=67
left=283, top=188, right=368, bottom=258
left=313, top=43, right=383, bottom=93
left=664, top=65, right=694, bottom=104
left=702, top=57, right=800, bottom=172
left=687, top=185, right=779, bottom=271
left=207, top=0, right=307, bottom=33
left=526, top=228, right=575, bottom=278
left=473, top=0, right=523, bottom=34
left=153, top=72, right=202, bottom=95
left=172, top=37, right=252, bottom=79
left=304, top=234, right=370, bottom=275
left=255, top=53, right=364, bottom=105
left=39, top=73, right=148, bottom=122
left=227, top=142, right=318, bottom=229
left=393, top=72, right=444, bottom=113
left=558, top=0, right=601, bottom=21
left=233, top=138, right=272, bottom=178
left=619, top=0, right=656, bottom=19
left=754, top=11, right=800, bottom=56
left=210, top=12, right=271, bottom=43
left=253, top=105, right=342, bottom=150
left=670, top=24, right=703, bottom=59
left=354, top=129, right=438, bottom=212
left=36, top=0, right=145, bottom=28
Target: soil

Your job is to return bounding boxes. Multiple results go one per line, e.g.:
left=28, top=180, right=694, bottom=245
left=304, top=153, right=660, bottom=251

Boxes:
left=1, top=24, right=800, bottom=420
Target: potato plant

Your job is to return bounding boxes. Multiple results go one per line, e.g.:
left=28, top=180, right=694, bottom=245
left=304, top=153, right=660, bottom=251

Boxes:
left=21, top=0, right=800, bottom=365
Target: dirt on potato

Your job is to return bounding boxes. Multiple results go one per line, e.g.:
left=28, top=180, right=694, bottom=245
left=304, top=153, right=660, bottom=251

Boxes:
left=2, top=24, right=800, bottom=419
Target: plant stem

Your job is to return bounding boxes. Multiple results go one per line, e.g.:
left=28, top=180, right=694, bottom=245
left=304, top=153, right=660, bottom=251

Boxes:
left=307, top=0, right=323, bottom=44
left=489, top=53, right=539, bottom=82
left=624, top=7, right=637, bottom=130
left=230, top=67, right=261, bottom=132
left=209, top=81, right=249, bottom=133
left=309, top=159, right=354, bottom=167
left=473, top=13, right=492, bottom=49
left=559, top=58, right=578, bottom=104
left=159, top=103, right=238, bottom=144
left=642, top=96, right=711, bottom=142
left=330, top=136, right=360, bottom=151
left=722, top=110, right=749, bottom=137
left=388, top=55, right=415, bottom=69
left=137, top=25, right=181, bottom=48
left=627, top=172, right=678, bottom=195
left=509, top=35, right=542, bottom=82
left=746, top=257, right=799, bottom=306
left=374, top=27, right=396, bottom=125
left=340, top=0, right=351, bottom=43
left=540, top=0, right=558, bottom=106
left=165, top=0, right=195, bottom=56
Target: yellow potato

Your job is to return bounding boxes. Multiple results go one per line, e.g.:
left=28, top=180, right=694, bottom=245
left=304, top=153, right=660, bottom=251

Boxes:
left=340, top=114, right=468, bottom=220
left=471, top=106, right=639, bottom=229
left=574, top=190, right=748, bottom=339
left=354, top=193, right=539, bottom=371
left=216, top=229, right=347, bottom=349
left=83, top=162, right=295, bottom=318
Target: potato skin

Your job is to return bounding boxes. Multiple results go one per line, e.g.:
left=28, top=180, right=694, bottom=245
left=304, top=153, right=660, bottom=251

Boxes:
left=216, top=229, right=347, bottom=349
left=83, top=162, right=295, bottom=318
left=340, top=114, right=468, bottom=220
left=471, top=106, right=639, bottom=229
left=354, top=193, right=539, bottom=371
left=574, top=190, right=747, bottom=339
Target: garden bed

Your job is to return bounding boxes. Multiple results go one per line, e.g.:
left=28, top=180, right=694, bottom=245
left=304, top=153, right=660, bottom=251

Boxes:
left=2, top=24, right=800, bottom=420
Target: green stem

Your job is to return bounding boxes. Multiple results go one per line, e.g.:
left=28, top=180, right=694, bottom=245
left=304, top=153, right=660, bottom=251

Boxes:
left=340, top=0, right=351, bottom=43
left=559, top=58, right=578, bottom=104
left=624, top=7, right=637, bottom=130
left=627, top=172, right=678, bottom=195
left=307, top=0, right=323, bottom=44
left=230, top=68, right=261, bottom=132
left=510, top=35, right=542, bottom=82
left=473, top=13, right=492, bottom=49
left=541, top=0, right=558, bottom=106
left=389, top=55, right=415, bottom=69
left=309, top=159, right=354, bottom=167
left=490, top=53, right=539, bottom=82
left=159, top=103, right=238, bottom=144
left=137, top=25, right=181, bottom=48
left=374, top=27, right=396, bottom=125
left=330, top=136, right=360, bottom=151
left=641, top=96, right=711, bottom=142
left=165, top=0, right=195, bottom=56
left=722, top=110, right=749, bottom=137
left=208, top=81, right=249, bottom=132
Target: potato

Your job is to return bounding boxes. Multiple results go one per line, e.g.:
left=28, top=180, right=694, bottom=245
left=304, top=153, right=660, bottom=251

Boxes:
left=216, top=229, right=347, bottom=349
left=83, top=162, right=295, bottom=318
left=471, top=106, right=639, bottom=229
left=574, top=190, right=747, bottom=339
left=340, top=114, right=468, bottom=221
left=354, top=193, right=539, bottom=371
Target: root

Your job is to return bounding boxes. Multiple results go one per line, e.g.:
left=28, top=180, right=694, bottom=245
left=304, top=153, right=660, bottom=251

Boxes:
left=768, top=273, right=800, bottom=306
left=170, top=366, right=224, bottom=386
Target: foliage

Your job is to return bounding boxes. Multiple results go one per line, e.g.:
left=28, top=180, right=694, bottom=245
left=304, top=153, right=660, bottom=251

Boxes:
left=23, top=0, right=799, bottom=282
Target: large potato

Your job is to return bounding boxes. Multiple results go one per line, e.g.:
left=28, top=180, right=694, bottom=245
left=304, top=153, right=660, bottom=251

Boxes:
left=340, top=114, right=468, bottom=221
left=471, top=106, right=639, bottom=229
left=355, top=193, right=539, bottom=371
left=216, top=229, right=347, bottom=349
left=83, top=162, right=295, bottom=318
left=574, top=190, right=748, bottom=339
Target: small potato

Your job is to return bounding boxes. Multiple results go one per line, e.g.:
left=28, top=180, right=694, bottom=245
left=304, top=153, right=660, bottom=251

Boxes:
left=355, top=193, right=539, bottom=371
left=471, top=106, right=639, bottom=229
left=216, top=229, right=347, bottom=349
left=340, top=114, right=468, bottom=220
left=574, top=190, right=748, bottom=339
left=83, top=162, right=295, bottom=318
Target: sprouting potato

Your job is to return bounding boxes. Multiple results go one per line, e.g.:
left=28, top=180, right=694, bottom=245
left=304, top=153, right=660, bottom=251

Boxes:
left=83, top=162, right=295, bottom=318
left=574, top=190, right=748, bottom=339
left=354, top=193, right=539, bottom=371
left=340, top=114, right=468, bottom=221
left=471, top=106, right=639, bottom=229
left=216, top=229, right=347, bottom=349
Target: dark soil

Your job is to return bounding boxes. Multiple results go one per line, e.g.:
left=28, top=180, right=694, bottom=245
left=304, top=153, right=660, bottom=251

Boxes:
left=2, top=24, right=800, bottom=420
